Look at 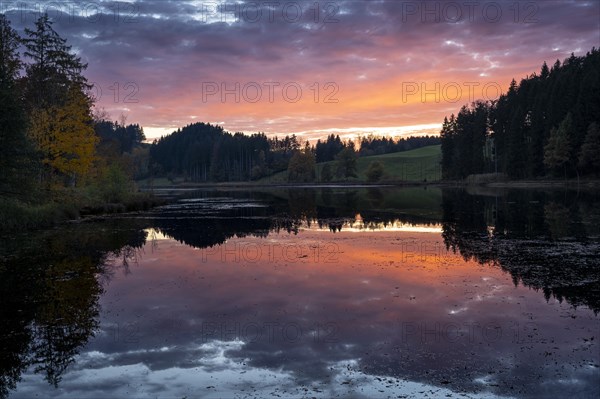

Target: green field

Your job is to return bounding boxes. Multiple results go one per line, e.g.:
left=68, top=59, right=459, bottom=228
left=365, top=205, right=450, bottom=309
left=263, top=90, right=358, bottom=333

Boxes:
left=260, top=145, right=442, bottom=184
left=138, top=145, right=442, bottom=187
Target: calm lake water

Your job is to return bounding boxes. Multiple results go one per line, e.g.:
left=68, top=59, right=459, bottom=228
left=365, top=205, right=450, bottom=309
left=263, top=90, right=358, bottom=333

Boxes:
left=1, top=187, right=599, bottom=398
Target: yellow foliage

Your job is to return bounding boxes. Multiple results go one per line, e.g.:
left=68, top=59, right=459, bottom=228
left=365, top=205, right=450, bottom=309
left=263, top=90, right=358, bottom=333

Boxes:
left=28, top=86, right=98, bottom=183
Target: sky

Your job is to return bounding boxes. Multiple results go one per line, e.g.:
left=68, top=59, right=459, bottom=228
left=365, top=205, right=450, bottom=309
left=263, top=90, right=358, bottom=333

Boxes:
left=4, top=0, right=600, bottom=141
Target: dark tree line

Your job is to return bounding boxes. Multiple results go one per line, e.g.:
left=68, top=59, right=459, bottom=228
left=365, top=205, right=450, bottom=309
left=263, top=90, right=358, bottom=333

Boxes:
left=149, top=123, right=281, bottom=182
left=150, top=123, right=326, bottom=183
left=0, top=15, right=37, bottom=199
left=440, top=101, right=490, bottom=179
left=441, top=48, right=600, bottom=179
left=150, top=123, right=442, bottom=182
left=94, top=121, right=145, bottom=155
left=315, top=134, right=345, bottom=162
left=148, top=124, right=309, bottom=182
left=358, top=135, right=440, bottom=158
left=315, top=134, right=440, bottom=162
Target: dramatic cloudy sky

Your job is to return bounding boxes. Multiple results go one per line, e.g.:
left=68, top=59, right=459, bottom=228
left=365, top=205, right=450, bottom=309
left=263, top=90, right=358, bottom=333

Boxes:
left=4, top=0, right=600, bottom=140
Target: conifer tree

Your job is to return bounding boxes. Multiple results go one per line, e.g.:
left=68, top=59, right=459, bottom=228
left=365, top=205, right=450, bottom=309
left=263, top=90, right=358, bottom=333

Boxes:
left=544, top=113, right=573, bottom=177
left=22, top=15, right=96, bottom=186
left=0, top=15, right=38, bottom=198
left=578, top=122, right=600, bottom=174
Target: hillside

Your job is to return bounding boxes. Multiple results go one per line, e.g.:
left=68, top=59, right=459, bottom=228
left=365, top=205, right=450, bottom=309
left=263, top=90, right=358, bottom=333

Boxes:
left=260, top=145, right=442, bottom=184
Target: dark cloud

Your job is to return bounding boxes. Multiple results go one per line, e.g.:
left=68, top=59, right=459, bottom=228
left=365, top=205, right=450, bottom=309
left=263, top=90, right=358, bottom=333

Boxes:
left=3, top=0, right=599, bottom=138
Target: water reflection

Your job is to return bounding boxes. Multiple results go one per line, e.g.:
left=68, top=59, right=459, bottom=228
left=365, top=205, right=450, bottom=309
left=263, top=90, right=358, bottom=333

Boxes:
left=150, top=187, right=443, bottom=246
left=0, top=221, right=146, bottom=398
left=1, top=187, right=598, bottom=398
left=442, top=188, right=600, bottom=313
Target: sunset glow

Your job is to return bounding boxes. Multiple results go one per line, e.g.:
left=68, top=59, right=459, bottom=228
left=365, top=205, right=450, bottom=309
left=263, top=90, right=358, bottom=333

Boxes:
left=1, top=2, right=599, bottom=395
left=5, top=0, right=599, bottom=140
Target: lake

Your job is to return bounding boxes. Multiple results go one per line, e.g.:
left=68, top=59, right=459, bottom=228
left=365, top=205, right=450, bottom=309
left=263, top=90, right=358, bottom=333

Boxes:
left=1, top=187, right=599, bottom=398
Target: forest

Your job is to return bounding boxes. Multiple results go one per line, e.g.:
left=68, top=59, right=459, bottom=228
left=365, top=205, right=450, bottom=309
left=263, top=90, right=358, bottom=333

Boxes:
left=0, top=11, right=440, bottom=232
left=0, top=14, right=152, bottom=230
left=440, top=48, right=600, bottom=180
left=149, top=124, right=440, bottom=182
left=4, top=12, right=598, bottom=232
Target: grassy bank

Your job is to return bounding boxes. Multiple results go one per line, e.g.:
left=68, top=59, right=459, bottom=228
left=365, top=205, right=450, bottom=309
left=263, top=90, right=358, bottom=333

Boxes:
left=136, top=145, right=443, bottom=188
left=0, top=190, right=163, bottom=232
left=260, top=145, right=442, bottom=184
left=136, top=143, right=598, bottom=190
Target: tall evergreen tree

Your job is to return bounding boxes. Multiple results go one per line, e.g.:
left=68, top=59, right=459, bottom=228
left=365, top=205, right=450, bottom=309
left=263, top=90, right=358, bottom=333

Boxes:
left=22, top=15, right=96, bottom=186
left=0, top=15, right=37, bottom=198
left=22, top=14, right=88, bottom=108
left=578, top=122, right=600, bottom=175
left=440, top=116, right=456, bottom=179
left=544, top=113, right=573, bottom=177
left=540, top=61, right=549, bottom=79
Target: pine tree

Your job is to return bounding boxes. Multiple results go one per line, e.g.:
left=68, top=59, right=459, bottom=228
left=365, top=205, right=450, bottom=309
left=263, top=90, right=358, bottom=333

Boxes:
left=454, top=105, right=474, bottom=178
left=471, top=101, right=489, bottom=174
left=578, top=122, right=600, bottom=174
left=0, top=15, right=38, bottom=199
left=540, top=61, right=549, bottom=79
left=0, top=15, right=20, bottom=82
left=544, top=113, right=573, bottom=177
left=23, top=14, right=88, bottom=108
left=440, top=115, right=457, bottom=179
left=22, top=15, right=96, bottom=186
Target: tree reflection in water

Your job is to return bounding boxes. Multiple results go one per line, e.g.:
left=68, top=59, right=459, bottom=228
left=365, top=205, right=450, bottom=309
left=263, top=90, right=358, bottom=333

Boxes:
left=0, top=187, right=598, bottom=397
left=441, top=188, right=600, bottom=313
left=0, top=220, right=146, bottom=398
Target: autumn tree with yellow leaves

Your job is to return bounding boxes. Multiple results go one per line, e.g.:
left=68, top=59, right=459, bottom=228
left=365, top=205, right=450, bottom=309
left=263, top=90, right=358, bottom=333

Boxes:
left=1, top=14, right=154, bottom=230
left=23, top=15, right=97, bottom=187
left=29, top=86, right=98, bottom=185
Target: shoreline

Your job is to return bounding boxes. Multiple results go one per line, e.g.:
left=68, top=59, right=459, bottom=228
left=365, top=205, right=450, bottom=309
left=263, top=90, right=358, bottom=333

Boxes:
left=4, top=178, right=598, bottom=233
left=0, top=193, right=165, bottom=233
left=139, top=179, right=600, bottom=191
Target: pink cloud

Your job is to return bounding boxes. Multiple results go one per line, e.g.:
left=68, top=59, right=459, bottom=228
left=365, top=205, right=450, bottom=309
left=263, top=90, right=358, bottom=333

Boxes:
left=6, top=0, right=599, bottom=140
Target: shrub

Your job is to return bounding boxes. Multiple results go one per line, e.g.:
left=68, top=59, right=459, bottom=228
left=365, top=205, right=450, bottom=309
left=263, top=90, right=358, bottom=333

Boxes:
left=366, top=161, right=385, bottom=182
